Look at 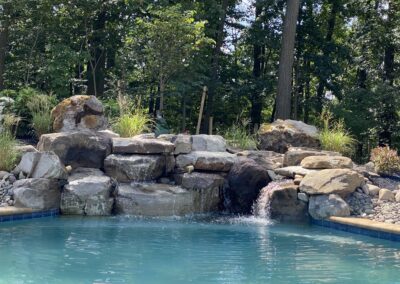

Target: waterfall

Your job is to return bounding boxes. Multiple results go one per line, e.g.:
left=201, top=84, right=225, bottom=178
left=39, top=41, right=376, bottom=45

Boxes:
left=252, top=182, right=283, bottom=219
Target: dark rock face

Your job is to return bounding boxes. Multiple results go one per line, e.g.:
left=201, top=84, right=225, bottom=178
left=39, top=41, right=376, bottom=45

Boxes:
left=268, top=182, right=308, bottom=221
left=226, top=158, right=270, bottom=214
left=37, top=131, right=112, bottom=169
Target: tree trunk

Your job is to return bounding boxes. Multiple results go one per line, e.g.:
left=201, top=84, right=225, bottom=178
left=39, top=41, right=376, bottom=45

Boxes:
left=275, top=0, right=301, bottom=120
left=315, top=0, right=339, bottom=114
left=87, top=11, right=106, bottom=97
left=250, top=1, right=263, bottom=130
left=203, top=0, right=229, bottom=133
left=0, top=14, right=8, bottom=91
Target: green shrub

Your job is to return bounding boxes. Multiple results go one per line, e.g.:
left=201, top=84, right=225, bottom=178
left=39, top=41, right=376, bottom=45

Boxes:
left=0, top=132, right=19, bottom=171
left=26, top=94, right=55, bottom=138
left=370, top=146, right=400, bottom=175
left=319, top=111, right=356, bottom=156
left=112, top=95, right=153, bottom=137
left=223, top=119, right=258, bottom=150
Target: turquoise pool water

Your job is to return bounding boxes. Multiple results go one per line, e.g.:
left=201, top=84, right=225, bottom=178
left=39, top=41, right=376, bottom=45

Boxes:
left=0, top=216, right=400, bottom=284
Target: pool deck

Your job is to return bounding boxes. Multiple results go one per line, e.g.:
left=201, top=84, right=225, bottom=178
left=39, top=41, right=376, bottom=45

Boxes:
left=0, top=207, right=59, bottom=222
left=312, top=216, right=400, bottom=242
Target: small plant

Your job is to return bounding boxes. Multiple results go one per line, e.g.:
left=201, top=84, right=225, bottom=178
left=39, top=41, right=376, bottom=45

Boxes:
left=26, top=94, right=55, bottom=138
left=370, top=146, right=400, bottom=175
left=319, top=110, right=356, bottom=156
left=112, top=95, right=153, bottom=137
left=223, top=119, right=258, bottom=150
left=0, top=115, right=21, bottom=172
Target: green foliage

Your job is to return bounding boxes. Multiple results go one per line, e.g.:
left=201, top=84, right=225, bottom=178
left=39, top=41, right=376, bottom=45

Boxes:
left=112, top=96, right=153, bottom=138
left=26, top=93, right=55, bottom=138
left=319, top=111, right=356, bottom=156
left=370, top=146, right=400, bottom=175
left=223, top=119, right=258, bottom=150
left=0, top=113, right=21, bottom=172
left=0, top=132, right=19, bottom=172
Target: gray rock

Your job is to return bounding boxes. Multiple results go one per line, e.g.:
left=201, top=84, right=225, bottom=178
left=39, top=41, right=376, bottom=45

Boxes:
left=13, top=178, right=61, bottom=210
left=191, top=135, right=226, bottom=152
left=379, top=188, right=395, bottom=201
left=258, top=120, right=320, bottom=153
left=299, top=169, right=364, bottom=196
left=61, top=174, right=115, bottom=215
left=112, top=137, right=174, bottom=154
left=115, top=183, right=220, bottom=216
left=176, top=151, right=237, bottom=172
left=297, top=192, right=309, bottom=202
left=309, top=194, right=351, bottom=219
left=104, top=154, right=166, bottom=182
left=17, top=151, right=67, bottom=180
left=38, top=131, right=112, bottom=169
left=283, top=147, right=339, bottom=166
left=236, top=150, right=284, bottom=170
left=274, top=166, right=316, bottom=178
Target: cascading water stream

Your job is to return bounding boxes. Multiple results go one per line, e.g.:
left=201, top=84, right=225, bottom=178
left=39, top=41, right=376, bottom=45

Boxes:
left=252, top=181, right=282, bottom=219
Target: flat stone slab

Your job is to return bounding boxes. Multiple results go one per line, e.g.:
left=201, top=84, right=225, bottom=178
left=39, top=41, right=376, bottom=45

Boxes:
left=0, top=207, right=39, bottom=216
left=112, top=138, right=174, bottom=154
left=115, top=183, right=195, bottom=216
left=176, top=151, right=237, bottom=172
left=104, top=154, right=166, bottom=182
left=274, top=166, right=316, bottom=178
left=329, top=216, right=400, bottom=235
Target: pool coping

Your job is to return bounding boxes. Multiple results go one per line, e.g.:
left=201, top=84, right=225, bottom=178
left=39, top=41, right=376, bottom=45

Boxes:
left=0, top=207, right=59, bottom=222
left=312, top=216, right=400, bottom=242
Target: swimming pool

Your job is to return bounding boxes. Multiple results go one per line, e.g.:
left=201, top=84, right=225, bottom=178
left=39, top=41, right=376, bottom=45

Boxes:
left=0, top=216, right=399, bottom=284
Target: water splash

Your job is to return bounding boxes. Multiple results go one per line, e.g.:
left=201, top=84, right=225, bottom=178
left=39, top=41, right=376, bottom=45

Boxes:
left=252, top=181, right=282, bottom=219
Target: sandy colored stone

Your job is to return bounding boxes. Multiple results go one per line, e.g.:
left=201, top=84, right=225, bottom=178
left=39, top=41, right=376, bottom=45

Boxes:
left=379, top=188, right=395, bottom=201
left=300, top=155, right=353, bottom=169
left=299, top=169, right=364, bottom=196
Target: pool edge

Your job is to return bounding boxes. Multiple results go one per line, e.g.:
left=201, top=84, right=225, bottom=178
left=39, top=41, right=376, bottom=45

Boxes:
left=0, top=208, right=59, bottom=222
left=311, top=217, right=400, bottom=242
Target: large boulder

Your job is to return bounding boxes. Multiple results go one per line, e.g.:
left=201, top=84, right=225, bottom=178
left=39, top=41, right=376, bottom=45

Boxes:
left=178, top=172, right=224, bottom=212
left=308, top=194, right=351, bottom=219
left=299, top=169, right=364, bottom=196
left=158, top=134, right=192, bottom=155
left=61, top=169, right=115, bottom=215
left=191, top=135, right=226, bottom=152
left=13, top=178, right=61, bottom=210
left=112, top=137, right=174, bottom=154
left=226, top=158, right=270, bottom=214
left=236, top=150, right=284, bottom=170
left=37, top=131, right=112, bottom=169
left=115, top=183, right=218, bottom=216
left=258, top=120, right=320, bottom=153
left=176, top=151, right=237, bottom=172
left=300, top=155, right=353, bottom=169
left=51, top=95, right=107, bottom=132
left=16, top=151, right=67, bottom=180
left=104, top=154, right=166, bottom=182
left=265, top=182, right=307, bottom=221
left=283, top=147, right=339, bottom=166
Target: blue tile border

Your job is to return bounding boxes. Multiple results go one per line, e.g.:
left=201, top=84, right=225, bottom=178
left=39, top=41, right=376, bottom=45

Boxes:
left=311, top=218, right=400, bottom=242
left=0, top=208, right=59, bottom=223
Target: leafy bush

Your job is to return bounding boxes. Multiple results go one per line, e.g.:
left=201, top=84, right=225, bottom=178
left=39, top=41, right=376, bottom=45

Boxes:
left=223, top=119, right=258, bottom=150
left=26, top=94, right=55, bottom=138
left=112, top=95, right=153, bottom=137
left=0, top=115, right=21, bottom=171
left=319, top=111, right=356, bottom=156
left=0, top=132, right=19, bottom=171
left=370, top=146, right=400, bottom=175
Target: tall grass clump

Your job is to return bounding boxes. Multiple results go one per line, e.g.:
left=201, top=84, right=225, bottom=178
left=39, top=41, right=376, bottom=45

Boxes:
left=319, top=111, right=356, bottom=156
left=370, top=146, right=400, bottom=175
left=0, top=114, right=21, bottom=171
left=112, top=95, right=153, bottom=137
left=223, top=119, right=258, bottom=150
left=26, top=94, right=55, bottom=138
